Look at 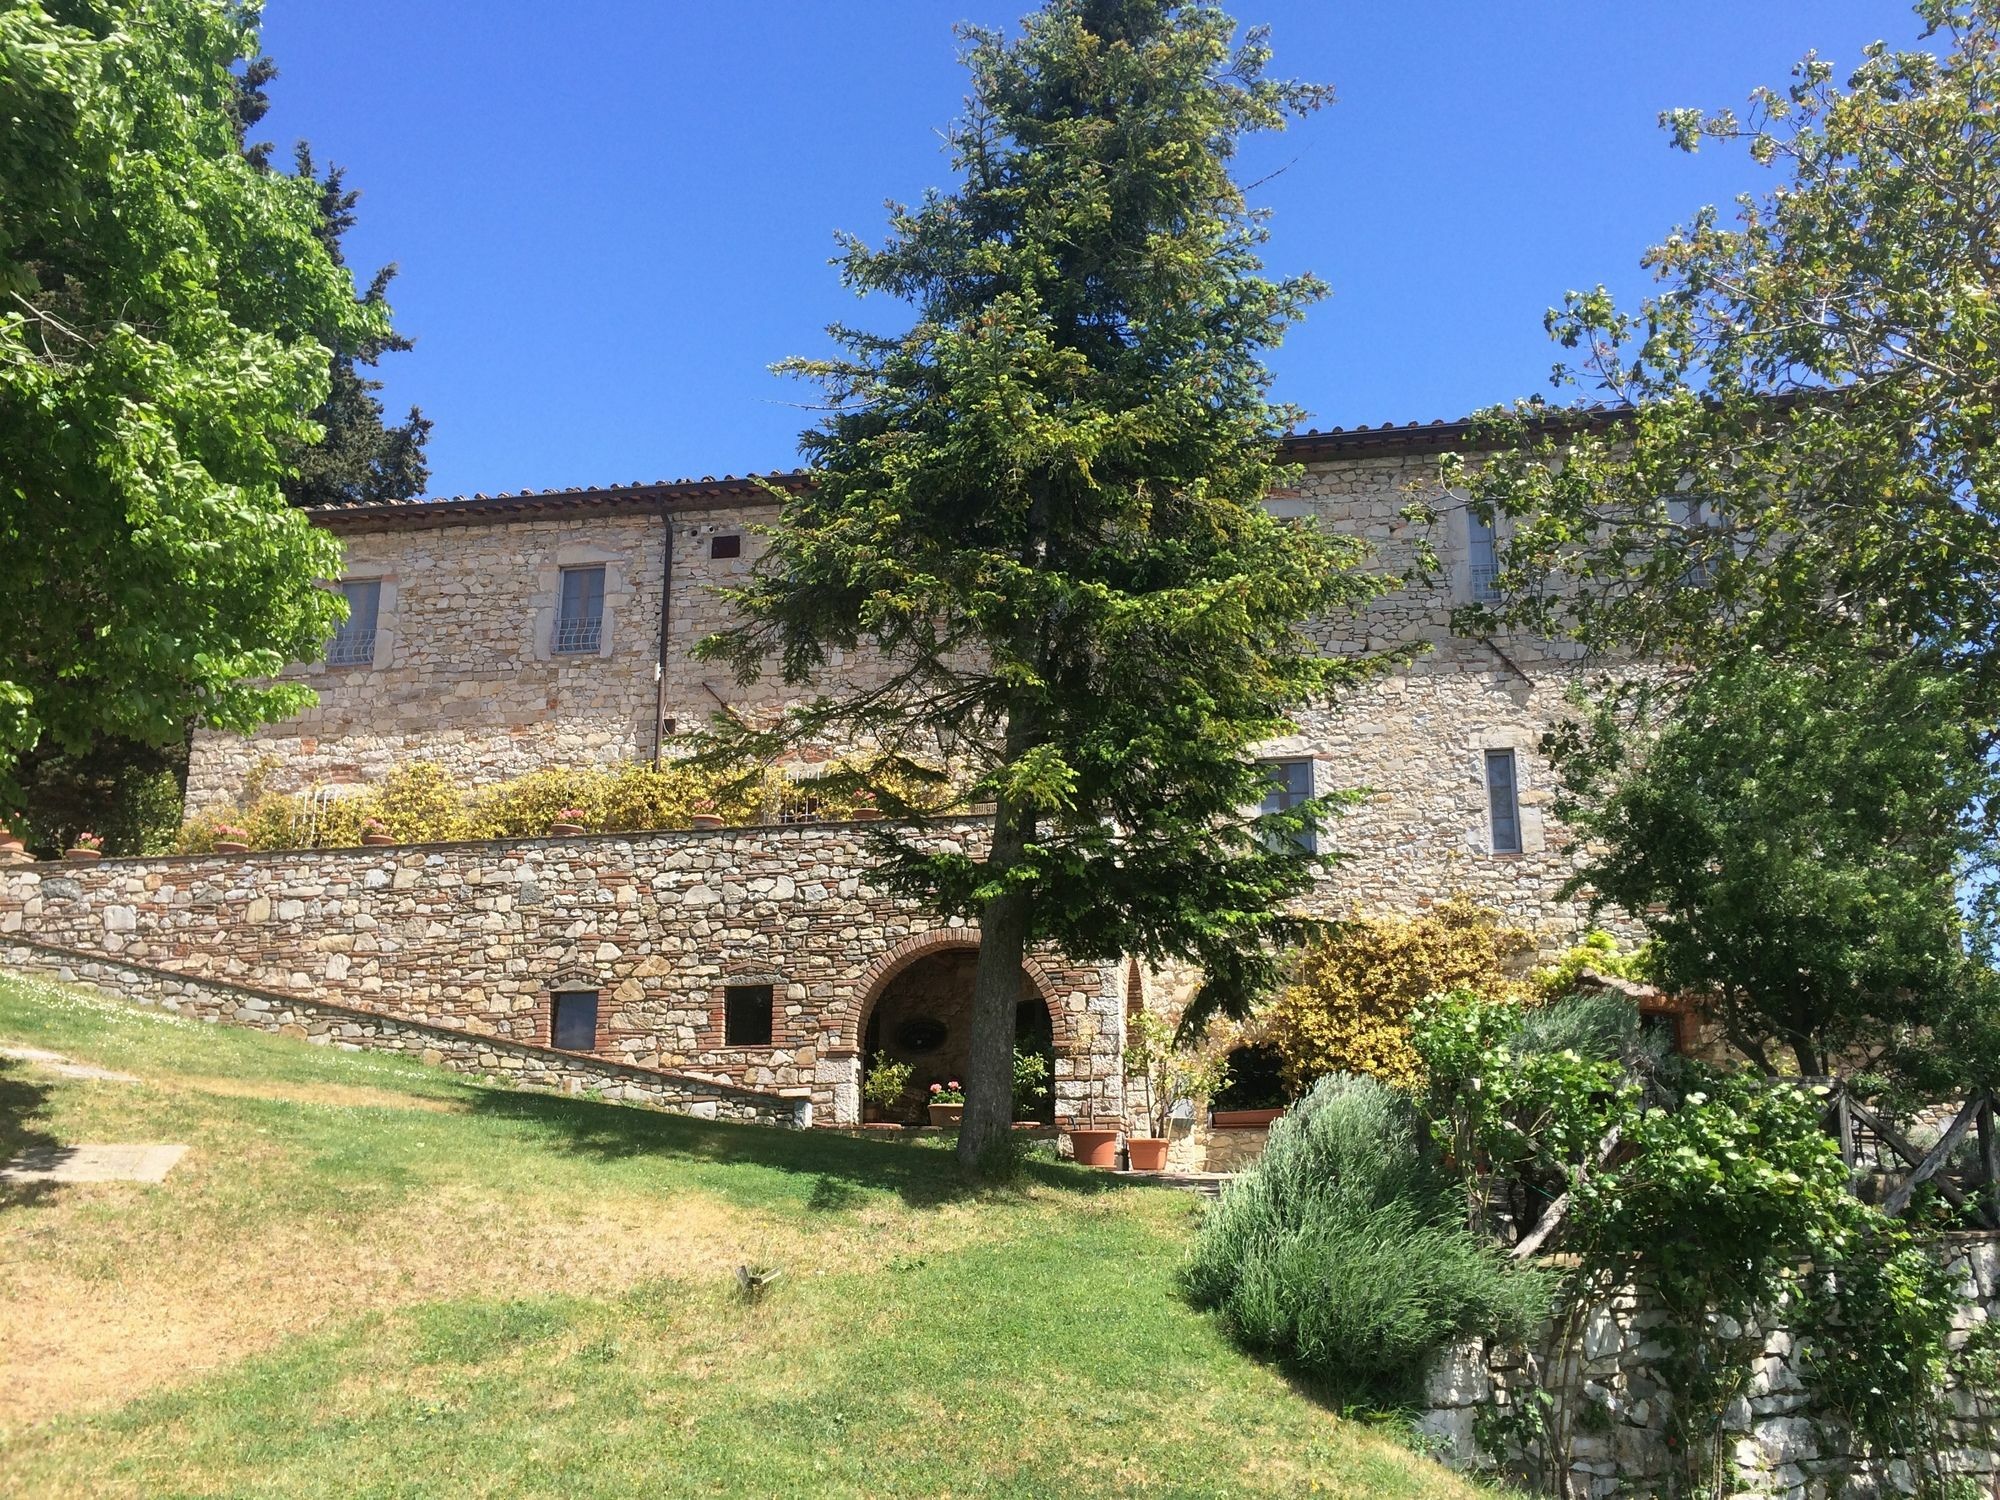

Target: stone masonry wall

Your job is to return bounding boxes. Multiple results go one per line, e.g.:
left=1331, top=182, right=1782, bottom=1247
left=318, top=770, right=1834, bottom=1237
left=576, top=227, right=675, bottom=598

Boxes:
left=0, top=822, right=1124, bottom=1128
left=0, top=938, right=803, bottom=1124
left=1420, top=1237, right=2000, bottom=1499
left=185, top=501, right=903, bottom=807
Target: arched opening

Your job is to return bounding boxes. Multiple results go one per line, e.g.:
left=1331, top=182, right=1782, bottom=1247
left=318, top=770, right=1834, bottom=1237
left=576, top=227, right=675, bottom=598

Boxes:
left=858, top=947, right=1057, bottom=1125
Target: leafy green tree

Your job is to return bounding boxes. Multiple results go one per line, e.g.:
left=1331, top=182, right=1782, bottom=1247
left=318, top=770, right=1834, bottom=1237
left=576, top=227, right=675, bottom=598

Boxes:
left=1441, top=0, right=2000, bottom=1080
left=1553, top=652, right=1993, bottom=1079
left=701, top=0, right=1383, bottom=1166
left=1445, top=0, right=2000, bottom=736
left=0, top=1, right=385, bottom=813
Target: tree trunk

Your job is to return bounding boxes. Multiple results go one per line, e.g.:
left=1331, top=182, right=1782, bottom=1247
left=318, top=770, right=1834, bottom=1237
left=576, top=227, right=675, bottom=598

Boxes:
left=956, top=795, right=1032, bottom=1171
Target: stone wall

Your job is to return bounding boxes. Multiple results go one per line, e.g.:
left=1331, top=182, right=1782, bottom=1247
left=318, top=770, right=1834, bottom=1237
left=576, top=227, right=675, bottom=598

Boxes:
left=0, top=938, right=804, bottom=1125
left=1420, top=1238, right=2000, bottom=1498
left=0, top=822, right=1124, bottom=1127
left=185, top=499, right=904, bottom=807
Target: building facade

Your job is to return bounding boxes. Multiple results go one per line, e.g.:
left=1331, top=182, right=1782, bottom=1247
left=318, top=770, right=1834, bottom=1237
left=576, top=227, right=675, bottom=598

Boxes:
left=62, top=418, right=1607, bottom=1129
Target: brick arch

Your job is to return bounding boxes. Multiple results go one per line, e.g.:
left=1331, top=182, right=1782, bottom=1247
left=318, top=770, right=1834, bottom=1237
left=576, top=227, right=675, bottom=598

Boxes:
left=833, top=927, right=1074, bottom=1054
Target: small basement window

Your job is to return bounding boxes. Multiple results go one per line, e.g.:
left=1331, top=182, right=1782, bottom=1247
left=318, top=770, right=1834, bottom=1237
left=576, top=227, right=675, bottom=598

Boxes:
left=710, top=534, right=742, bottom=560
left=552, top=990, right=599, bottom=1050
left=724, top=983, right=774, bottom=1047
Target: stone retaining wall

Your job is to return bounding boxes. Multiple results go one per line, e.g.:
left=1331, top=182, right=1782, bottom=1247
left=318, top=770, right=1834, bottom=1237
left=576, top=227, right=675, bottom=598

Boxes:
left=0, top=938, right=805, bottom=1125
left=0, top=823, right=1124, bottom=1127
left=1420, top=1238, right=2000, bottom=1498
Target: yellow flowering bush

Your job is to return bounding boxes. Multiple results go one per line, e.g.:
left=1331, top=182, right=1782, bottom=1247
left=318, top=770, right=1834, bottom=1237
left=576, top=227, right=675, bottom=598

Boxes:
left=1264, top=895, right=1533, bottom=1093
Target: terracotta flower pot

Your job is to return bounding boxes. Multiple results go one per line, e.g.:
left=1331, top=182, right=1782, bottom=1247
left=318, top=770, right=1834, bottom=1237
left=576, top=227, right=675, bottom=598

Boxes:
left=214, top=841, right=250, bottom=855
left=1211, top=1107, right=1285, bottom=1129
left=64, top=848, right=102, bottom=862
left=362, top=833, right=396, bottom=847
left=927, top=1101, right=964, bottom=1127
left=691, top=814, right=724, bottom=830
left=1125, top=1136, right=1170, bottom=1172
left=0, top=830, right=22, bottom=853
left=1067, top=1127, right=1120, bottom=1169
left=549, top=822, right=584, bottom=837
left=851, top=807, right=883, bottom=822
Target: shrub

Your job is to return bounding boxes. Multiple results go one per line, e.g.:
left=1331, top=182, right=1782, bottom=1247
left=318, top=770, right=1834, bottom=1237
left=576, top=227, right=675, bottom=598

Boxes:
left=1183, top=1074, right=1553, bottom=1404
left=1012, top=1048, right=1050, bottom=1118
left=1530, top=928, right=1657, bottom=1000
left=862, top=1056, right=913, bottom=1115
left=1263, top=895, right=1532, bottom=1093
left=369, top=763, right=466, bottom=842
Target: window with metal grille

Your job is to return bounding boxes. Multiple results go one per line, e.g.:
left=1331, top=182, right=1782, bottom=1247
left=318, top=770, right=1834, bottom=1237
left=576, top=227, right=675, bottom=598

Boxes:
left=326, top=579, right=381, bottom=667
left=723, top=984, right=774, bottom=1047
left=1467, top=511, right=1502, bottom=602
left=552, top=990, right=599, bottom=1050
left=710, top=534, right=742, bottom=560
left=552, top=565, right=605, bottom=654
left=1485, top=748, right=1522, bottom=854
left=1258, top=758, right=1316, bottom=853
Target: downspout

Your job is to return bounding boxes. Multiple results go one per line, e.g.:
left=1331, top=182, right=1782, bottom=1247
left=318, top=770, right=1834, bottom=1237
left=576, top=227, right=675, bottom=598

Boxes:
left=652, top=507, right=675, bottom=768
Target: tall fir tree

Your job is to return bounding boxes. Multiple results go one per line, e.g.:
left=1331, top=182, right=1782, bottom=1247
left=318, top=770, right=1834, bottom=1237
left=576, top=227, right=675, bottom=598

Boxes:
left=234, top=56, right=431, bottom=508
left=701, top=0, right=1386, bottom=1167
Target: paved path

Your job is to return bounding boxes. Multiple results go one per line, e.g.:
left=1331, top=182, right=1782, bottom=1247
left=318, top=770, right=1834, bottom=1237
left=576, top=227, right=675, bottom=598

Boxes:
left=0, top=1043, right=140, bottom=1085
left=1119, top=1169, right=1235, bottom=1200
left=0, top=1143, right=187, bottom=1184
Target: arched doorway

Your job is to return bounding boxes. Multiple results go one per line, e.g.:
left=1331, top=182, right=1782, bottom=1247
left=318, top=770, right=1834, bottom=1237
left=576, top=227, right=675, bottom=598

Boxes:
left=858, top=947, right=1057, bottom=1125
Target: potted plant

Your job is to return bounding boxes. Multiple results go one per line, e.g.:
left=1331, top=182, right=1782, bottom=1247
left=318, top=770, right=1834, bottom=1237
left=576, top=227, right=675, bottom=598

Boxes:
left=65, top=830, right=105, bottom=862
left=1012, top=1047, right=1050, bottom=1127
left=926, top=1079, right=965, bottom=1127
left=861, top=1055, right=913, bottom=1127
left=213, top=823, right=251, bottom=855
left=1065, top=1118, right=1121, bottom=1168
left=850, top=789, right=882, bottom=822
left=1123, top=1009, right=1232, bottom=1172
left=361, top=817, right=397, bottom=847
left=690, top=797, right=724, bottom=831
left=0, top=819, right=23, bottom=854
left=549, top=806, right=587, bottom=837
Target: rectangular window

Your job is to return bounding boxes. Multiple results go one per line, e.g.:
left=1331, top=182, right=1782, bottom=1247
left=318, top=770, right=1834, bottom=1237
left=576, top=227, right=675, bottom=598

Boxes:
left=1259, top=758, right=1316, bottom=854
left=723, top=984, right=774, bottom=1047
left=552, top=565, right=606, bottom=655
left=552, top=990, right=599, bottom=1050
left=710, top=534, right=742, bottom=560
left=1485, top=748, right=1522, bottom=855
left=326, top=579, right=381, bottom=668
left=1467, top=511, right=1501, bottom=602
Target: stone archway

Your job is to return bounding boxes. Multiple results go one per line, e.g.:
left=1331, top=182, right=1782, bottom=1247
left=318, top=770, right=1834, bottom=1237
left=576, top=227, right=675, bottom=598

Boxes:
left=849, top=935, right=1063, bottom=1126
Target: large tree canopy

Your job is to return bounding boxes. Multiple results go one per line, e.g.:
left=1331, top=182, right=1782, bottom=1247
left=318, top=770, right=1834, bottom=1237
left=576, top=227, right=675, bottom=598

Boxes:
left=0, top=0, right=384, bottom=808
left=701, top=0, right=1383, bottom=1165
left=1446, top=0, right=2000, bottom=1081
left=1447, top=0, right=2000, bottom=723
left=1554, top=652, right=1993, bottom=1080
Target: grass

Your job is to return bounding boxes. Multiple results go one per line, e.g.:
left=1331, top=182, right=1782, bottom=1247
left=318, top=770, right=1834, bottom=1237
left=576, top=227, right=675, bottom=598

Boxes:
left=0, top=971, right=1485, bottom=1498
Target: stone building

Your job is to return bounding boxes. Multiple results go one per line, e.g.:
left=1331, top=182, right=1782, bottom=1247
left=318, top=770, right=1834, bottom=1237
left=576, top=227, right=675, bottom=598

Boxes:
left=12, top=418, right=1620, bottom=1132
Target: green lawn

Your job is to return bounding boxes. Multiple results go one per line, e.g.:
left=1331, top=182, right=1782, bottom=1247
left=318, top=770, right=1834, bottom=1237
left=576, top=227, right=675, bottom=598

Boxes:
left=0, top=971, right=1479, bottom=1499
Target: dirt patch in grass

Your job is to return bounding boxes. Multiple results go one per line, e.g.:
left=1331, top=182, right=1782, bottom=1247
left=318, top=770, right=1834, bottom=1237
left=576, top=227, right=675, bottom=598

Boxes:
left=172, top=1075, right=467, bottom=1114
left=0, top=1182, right=819, bottom=1428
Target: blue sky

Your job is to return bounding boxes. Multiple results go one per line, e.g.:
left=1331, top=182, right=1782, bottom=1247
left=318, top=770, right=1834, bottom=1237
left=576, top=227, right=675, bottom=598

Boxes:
left=256, top=2, right=1927, bottom=500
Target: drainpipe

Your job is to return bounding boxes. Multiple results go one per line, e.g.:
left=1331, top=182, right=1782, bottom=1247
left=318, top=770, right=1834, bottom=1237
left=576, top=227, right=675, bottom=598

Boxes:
left=652, top=507, right=675, bottom=768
